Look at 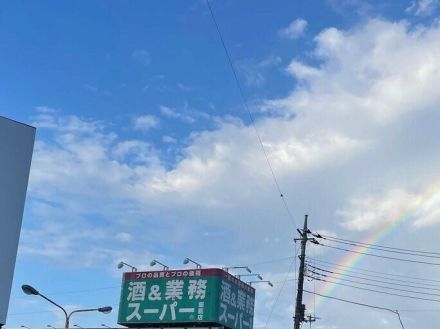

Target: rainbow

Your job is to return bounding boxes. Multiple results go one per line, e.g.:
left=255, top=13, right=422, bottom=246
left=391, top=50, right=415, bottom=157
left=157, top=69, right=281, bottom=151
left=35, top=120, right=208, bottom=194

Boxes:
left=310, top=181, right=440, bottom=311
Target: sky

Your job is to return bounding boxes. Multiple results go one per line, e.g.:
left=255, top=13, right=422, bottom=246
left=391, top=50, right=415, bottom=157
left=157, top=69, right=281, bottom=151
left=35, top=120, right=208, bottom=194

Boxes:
left=3, top=0, right=440, bottom=328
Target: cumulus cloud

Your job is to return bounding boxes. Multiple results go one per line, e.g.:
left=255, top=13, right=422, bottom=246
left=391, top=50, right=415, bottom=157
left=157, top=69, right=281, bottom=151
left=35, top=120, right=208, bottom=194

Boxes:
left=132, top=49, right=151, bottom=65
left=406, top=0, right=439, bottom=16
left=159, top=104, right=210, bottom=123
left=133, top=115, right=160, bottom=131
left=270, top=19, right=440, bottom=126
left=160, top=105, right=196, bottom=123
left=278, top=18, right=308, bottom=39
left=237, top=56, right=282, bottom=87
left=339, top=189, right=420, bottom=231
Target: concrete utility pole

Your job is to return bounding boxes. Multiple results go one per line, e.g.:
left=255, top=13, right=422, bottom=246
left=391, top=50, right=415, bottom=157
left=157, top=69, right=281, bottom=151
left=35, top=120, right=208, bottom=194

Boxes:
left=294, top=215, right=309, bottom=329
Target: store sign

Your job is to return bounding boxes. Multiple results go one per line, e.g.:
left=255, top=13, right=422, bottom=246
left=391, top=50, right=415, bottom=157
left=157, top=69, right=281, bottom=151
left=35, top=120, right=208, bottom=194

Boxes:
left=0, top=117, right=35, bottom=326
left=118, top=268, right=255, bottom=329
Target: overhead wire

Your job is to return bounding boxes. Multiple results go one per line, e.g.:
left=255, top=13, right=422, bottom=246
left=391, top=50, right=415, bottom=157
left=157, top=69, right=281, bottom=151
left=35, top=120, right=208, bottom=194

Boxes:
left=308, top=257, right=440, bottom=283
left=316, top=242, right=440, bottom=266
left=306, top=273, right=440, bottom=298
left=262, top=257, right=296, bottom=329
left=307, top=276, right=440, bottom=303
left=306, top=264, right=440, bottom=290
left=303, top=290, right=405, bottom=329
left=316, top=233, right=440, bottom=256
left=316, top=235, right=440, bottom=259
left=205, top=0, right=297, bottom=228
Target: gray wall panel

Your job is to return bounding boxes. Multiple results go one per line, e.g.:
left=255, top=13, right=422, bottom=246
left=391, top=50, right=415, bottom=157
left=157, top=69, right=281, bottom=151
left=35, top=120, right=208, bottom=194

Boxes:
left=0, top=117, right=35, bottom=325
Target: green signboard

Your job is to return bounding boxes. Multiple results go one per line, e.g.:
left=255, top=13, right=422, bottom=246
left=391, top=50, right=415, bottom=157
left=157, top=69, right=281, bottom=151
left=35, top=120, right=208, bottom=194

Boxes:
left=118, top=268, right=255, bottom=329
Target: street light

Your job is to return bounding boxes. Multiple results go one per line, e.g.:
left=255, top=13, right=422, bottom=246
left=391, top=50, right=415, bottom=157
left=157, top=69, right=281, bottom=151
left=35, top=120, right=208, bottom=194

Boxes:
left=236, top=274, right=263, bottom=280
left=73, top=325, right=83, bottom=329
left=222, top=266, right=252, bottom=273
left=183, top=258, right=202, bottom=269
left=150, top=259, right=169, bottom=270
left=248, top=280, right=273, bottom=287
left=101, top=325, right=112, bottom=328
left=22, top=284, right=112, bottom=329
left=20, top=326, right=32, bottom=329
left=117, top=261, right=137, bottom=272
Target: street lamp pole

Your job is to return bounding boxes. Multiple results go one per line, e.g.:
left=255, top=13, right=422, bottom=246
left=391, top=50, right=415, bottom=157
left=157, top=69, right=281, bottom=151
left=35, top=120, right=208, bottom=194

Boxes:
left=65, top=308, right=112, bottom=329
left=248, top=280, right=273, bottom=287
left=22, top=285, right=112, bottom=329
left=236, top=273, right=263, bottom=280
left=150, top=259, right=169, bottom=270
left=183, top=258, right=202, bottom=269
left=222, top=266, right=252, bottom=273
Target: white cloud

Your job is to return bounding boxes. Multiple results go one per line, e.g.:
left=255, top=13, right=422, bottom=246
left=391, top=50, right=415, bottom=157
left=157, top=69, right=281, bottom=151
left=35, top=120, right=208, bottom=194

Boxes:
left=27, top=19, right=440, bottom=270
left=84, top=84, right=98, bottom=93
left=278, top=18, right=308, bottom=39
left=133, top=115, right=160, bottom=131
left=116, top=232, right=133, bottom=242
left=339, top=189, right=421, bottom=231
left=160, top=105, right=195, bottom=123
left=406, top=0, right=439, bottom=16
left=269, top=19, right=440, bottom=126
left=162, top=135, right=177, bottom=143
left=286, top=61, right=321, bottom=80
left=177, top=83, right=193, bottom=91
left=339, top=183, right=440, bottom=231
left=132, top=49, right=151, bottom=65
left=159, top=104, right=209, bottom=123
left=237, top=56, right=282, bottom=87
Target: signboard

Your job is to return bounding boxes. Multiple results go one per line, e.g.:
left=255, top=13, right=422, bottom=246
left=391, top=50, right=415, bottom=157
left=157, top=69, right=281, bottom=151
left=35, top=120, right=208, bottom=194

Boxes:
left=0, top=116, right=35, bottom=326
left=118, top=268, right=255, bottom=329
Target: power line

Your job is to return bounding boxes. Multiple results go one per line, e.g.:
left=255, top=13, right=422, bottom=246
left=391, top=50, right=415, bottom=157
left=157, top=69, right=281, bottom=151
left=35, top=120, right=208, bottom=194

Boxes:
left=316, top=233, right=440, bottom=256
left=246, top=255, right=295, bottom=267
left=306, top=264, right=440, bottom=290
left=205, top=0, right=297, bottom=228
left=308, top=276, right=440, bottom=303
left=316, top=235, right=440, bottom=259
left=303, top=290, right=405, bottom=329
left=263, top=257, right=296, bottom=329
left=317, top=242, right=440, bottom=266
left=306, top=273, right=440, bottom=298
left=308, top=257, right=440, bottom=283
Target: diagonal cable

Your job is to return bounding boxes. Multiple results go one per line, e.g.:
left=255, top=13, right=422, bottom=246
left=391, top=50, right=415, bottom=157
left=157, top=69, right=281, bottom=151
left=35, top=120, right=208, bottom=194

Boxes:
left=205, top=0, right=297, bottom=228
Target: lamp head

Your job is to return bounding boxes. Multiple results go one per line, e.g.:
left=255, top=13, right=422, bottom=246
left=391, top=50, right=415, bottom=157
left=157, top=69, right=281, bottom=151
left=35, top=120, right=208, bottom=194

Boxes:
left=98, top=306, right=113, bottom=314
left=150, top=260, right=157, bottom=266
left=257, top=274, right=263, bottom=280
left=21, top=284, right=39, bottom=296
left=183, top=258, right=189, bottom=265
left=246, top=267, right=252, bottom=273
left=117, top=262, right=124, bottom=269
left=268, top=281, right=273, bottom=287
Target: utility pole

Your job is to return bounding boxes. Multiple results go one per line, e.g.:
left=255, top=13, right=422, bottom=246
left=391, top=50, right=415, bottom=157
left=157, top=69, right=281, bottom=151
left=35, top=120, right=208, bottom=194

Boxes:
left=294, top=215, right=309, bottom=329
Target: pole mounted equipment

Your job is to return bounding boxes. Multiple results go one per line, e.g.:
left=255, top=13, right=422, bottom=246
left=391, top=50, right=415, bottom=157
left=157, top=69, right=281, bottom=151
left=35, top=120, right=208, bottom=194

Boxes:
left=293, top=215, right=310, bottom=329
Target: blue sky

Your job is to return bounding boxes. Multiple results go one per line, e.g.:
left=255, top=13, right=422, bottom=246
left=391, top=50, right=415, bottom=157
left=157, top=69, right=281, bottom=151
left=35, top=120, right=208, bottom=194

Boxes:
left=4, top=0, right=440, bottom=328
